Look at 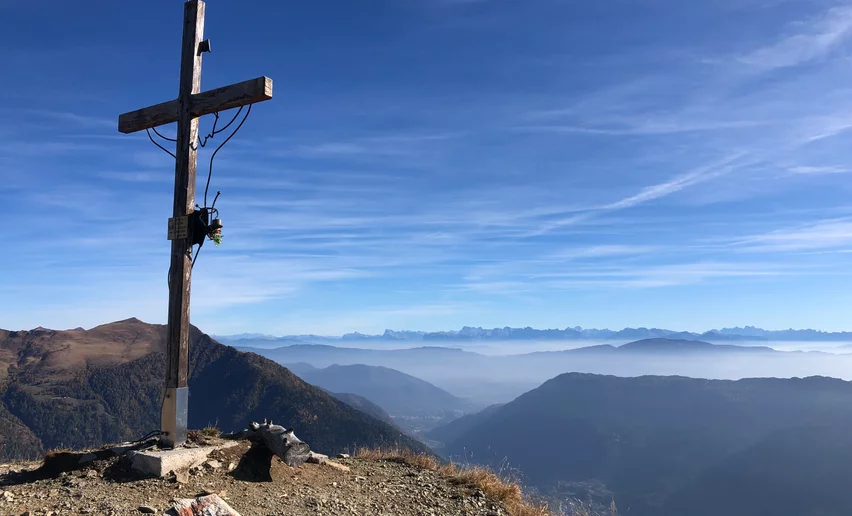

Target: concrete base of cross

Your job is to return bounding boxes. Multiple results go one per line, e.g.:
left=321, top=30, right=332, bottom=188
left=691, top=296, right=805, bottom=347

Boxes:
left=127, top=441, right=238, bottom=478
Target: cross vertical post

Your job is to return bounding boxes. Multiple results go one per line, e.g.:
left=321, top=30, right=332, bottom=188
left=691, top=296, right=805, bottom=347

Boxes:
left=161, top=0, right=205, bottom=450
left=117, top=0, right=272, bottom=449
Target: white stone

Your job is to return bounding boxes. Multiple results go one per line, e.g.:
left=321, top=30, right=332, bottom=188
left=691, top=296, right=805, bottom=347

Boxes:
left=167, top=494, right=240, bottom=516
left=307, top=452, right=328, bottom=464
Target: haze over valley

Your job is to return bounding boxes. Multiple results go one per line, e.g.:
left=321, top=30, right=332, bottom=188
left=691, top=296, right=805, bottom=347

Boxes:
left=218, top=326, right=852, bottom=408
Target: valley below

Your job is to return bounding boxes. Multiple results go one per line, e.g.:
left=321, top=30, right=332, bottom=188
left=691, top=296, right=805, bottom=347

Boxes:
left=3, top=320, right=852, bottom=515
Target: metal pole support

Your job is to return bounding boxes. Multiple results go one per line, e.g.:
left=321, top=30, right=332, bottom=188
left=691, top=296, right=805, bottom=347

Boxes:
left=160, top=386, right=189, bottom=448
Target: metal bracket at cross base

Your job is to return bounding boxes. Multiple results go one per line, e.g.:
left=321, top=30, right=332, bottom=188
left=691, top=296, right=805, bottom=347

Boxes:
left=161, top=387, right=188, bottom=448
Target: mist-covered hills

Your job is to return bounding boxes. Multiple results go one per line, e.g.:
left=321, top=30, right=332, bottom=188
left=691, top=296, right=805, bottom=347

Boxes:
left=0, top=319, right=428, bottom=461
left=432, top=372, right=852, bottom=516
left=215, top=324, right=852, bottom=343
left=322, top=391, right=398, bottom=429
left=289, top=363, right=474, bottom=419
left=239, top=338, right=852, bottom=407
left=424, top=403, right=505, bottom=446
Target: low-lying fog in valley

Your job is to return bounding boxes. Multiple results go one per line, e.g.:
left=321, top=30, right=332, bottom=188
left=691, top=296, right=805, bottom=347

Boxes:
left=238, top=338, right=852, bottom=411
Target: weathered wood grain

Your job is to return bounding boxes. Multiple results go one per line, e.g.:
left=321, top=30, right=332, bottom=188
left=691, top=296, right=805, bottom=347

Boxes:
left=117, top=99, right=179, bottom=134
left=190, top=76, right=272, bottom=117
left=118, top=77, right=273, bottom=134
left=165, top=0, right=205, bottom=397
left=228, top=422, right=312, bottom=467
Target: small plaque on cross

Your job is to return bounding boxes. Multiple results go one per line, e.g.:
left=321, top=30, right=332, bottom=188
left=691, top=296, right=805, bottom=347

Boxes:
left=168, top=216, right=189, bottom=240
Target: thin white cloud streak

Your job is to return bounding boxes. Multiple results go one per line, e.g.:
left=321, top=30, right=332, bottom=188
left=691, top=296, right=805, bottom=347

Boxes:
left=269, top=132, right=464, bottom=159
left=513, top=120, right=768, bottom=136
left=9, top=109, right=115, bottom=129
left=736, top=5, right=852, bottom=70
left=788, top=165, right=851, bottom=175
left=604, top=153, right=748, bottom=210
left=527, top=153, right=751, bottom=237
left=734, top=218, right=852, bottom=252
left=461, top=261, right=794, bottom=294
left=97, top=170, right=174, bottom=183
left=0, top=141, right=112, bottom=157
left=506, top=40, right=852, bottom=239
left=547, top=245, right=662, bottom=260
left=188, top=254, right=378, bottom=310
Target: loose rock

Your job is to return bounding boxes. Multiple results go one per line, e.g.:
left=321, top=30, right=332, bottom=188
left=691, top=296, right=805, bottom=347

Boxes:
left=168, top=494, right=240, bottom=516
left=324, top=461, right=350, bottom=472
left=306, top=452, right=328, bottom=465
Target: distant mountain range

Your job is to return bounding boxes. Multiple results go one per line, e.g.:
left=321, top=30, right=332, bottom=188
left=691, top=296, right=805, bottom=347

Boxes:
left=238, top=337, right=852, bottom=408
left=214, top=325, right=852, bottom=343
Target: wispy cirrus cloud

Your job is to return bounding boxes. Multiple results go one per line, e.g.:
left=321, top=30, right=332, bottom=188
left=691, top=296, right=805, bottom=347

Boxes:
left=15, top=109, right=115, bottom=129
left=788, top=165, right=851, bottom=174
left=514, top=119, right=768, bottom=136
left=602, top=153, right=750, bottom=211
left=547, top=245, right=662, bottom=260
left=736, top=5, right=852, bottom=70
left=97, top=170, right=174, bottom=183
left=542, top=262, right=790, bottom=289
left=734, top=218, right=852, bottom=252
left=461, top=261, right=792, bottom=293
left=269, top=132, right=464, bottom=159
left=527, top=153, right=752, bottom=236
left=6, top=0, right=852, bottom=335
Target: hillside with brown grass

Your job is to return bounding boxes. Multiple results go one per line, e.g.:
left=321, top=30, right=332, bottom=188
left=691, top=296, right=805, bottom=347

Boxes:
left=0, top=319, right=428, bottom=460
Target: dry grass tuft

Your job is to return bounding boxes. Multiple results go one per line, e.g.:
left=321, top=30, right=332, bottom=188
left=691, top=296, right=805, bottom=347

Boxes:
left=201, top=425, right=221, bottom=438
left=354, top=447, right=551, bottom=516
left=354, top=446, right=440, bottom=471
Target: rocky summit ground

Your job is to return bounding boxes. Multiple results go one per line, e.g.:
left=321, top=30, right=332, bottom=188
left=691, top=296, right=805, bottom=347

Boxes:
left=0, top=440, right=511, bottom=516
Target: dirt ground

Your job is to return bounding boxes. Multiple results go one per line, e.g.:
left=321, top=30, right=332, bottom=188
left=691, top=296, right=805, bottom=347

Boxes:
left=0, top=441, right=508, bottom=516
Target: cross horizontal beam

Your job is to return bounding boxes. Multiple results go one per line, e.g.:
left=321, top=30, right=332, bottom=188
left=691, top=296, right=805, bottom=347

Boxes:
left=118, top=76, right=272, bottom=134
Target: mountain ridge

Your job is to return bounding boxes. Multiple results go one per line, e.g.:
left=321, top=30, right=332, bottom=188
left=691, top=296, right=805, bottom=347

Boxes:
left=239, top=337, right=816, bottom=358
left=215, top=325, right=852, bottom=343
left=0, top=319, right=430, bottom=461
left=435, top=372, right=852, bottom=516
left=293, top=363, right=473, bottom=418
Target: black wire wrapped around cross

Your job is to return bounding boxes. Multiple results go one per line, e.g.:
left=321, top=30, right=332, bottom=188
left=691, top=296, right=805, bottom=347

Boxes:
left=147, top=104, right=252, bottom=267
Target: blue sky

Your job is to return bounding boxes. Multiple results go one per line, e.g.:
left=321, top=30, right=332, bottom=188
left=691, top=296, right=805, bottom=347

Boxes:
left=2, top=0, right=852, bottom=335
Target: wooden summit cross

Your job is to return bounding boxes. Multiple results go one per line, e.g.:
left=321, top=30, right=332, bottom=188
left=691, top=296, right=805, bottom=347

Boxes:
left=117, top=0, right=272, bottom=448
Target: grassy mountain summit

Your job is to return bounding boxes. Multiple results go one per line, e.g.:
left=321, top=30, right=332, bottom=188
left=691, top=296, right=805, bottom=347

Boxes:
left=0, top=319, right=429, bottom=461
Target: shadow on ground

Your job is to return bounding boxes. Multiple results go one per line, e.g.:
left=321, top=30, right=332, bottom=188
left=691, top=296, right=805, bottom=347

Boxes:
left=229, top=443, right=274, bottom=482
